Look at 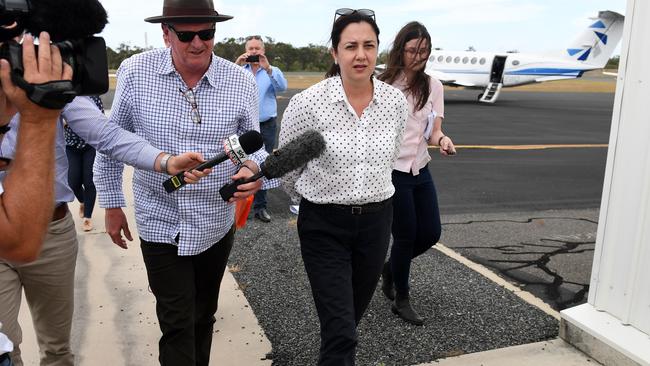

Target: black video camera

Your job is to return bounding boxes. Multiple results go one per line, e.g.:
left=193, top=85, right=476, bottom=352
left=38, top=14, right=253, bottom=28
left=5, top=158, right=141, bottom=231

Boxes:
left=245, top=54, right=259, bottom=63
left=0, top=0, right=109, bottom=109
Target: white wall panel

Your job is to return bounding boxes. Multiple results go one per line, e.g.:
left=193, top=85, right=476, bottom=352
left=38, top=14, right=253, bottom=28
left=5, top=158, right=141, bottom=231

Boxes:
left=589, top=0, right=650, bottom=334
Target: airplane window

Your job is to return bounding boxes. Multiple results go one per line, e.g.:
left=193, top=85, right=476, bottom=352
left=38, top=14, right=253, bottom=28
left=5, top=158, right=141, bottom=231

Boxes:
left=454, top=56, right=460, bottom=63
left=438, top=55, right=444, bottom=62
left=446, top=56, right=452, bottom=63
left=462, top=57, right=468, bottom=64
left=512, top=60, right=520, bottom=65
left=479, top=58, right=486, bottom=65
left=429, top=56, right=436, bottom=62
left=471, top=57, right=477, bottom=64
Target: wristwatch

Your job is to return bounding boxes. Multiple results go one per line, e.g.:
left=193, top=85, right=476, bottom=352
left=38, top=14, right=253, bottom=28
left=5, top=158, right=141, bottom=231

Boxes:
left=0, top=124, right=10, bottom=134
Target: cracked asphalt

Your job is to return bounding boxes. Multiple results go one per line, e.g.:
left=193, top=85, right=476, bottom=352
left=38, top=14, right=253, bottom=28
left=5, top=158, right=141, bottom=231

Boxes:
left=440, top=210, right=598, bottom=310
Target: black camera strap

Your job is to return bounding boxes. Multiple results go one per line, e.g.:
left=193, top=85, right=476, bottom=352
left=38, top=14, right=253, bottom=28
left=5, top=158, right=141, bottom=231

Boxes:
left=11, top=73, right=76, bottom=109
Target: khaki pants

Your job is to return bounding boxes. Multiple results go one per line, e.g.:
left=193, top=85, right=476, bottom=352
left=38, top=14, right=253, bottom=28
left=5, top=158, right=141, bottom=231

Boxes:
left=0, top=212, right=78, bottom=366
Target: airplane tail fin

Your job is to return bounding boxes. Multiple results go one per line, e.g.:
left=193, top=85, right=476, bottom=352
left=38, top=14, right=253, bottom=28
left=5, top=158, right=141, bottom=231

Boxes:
left=561, top=10, right=624, bottom=68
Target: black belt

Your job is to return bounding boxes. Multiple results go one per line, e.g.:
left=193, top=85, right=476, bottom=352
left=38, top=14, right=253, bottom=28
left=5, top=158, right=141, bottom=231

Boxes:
left=305, top=198, right=392, bottom=215
left=0, top=352, right=10, bottom=362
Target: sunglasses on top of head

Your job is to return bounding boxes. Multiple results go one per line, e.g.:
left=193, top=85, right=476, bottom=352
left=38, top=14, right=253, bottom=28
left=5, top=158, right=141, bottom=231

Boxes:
left=334, top=8, right=376, bottom=23
left=166, top=24, right=216, bottom=42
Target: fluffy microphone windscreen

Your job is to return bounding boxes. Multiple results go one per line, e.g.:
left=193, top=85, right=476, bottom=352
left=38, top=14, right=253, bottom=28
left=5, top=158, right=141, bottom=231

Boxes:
left=238, top=130, right=265, bottom=154
left=25, top=0, right=108, bottom=41
left=263, top=130, right=326, bottom=179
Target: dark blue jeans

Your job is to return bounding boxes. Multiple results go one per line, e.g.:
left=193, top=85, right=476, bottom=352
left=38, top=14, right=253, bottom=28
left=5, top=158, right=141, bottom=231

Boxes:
left=65, top=145, right=96, bottom=218
left=254, top=117, right=277, bottom=211
left=389, top=166, right=442, bottom=296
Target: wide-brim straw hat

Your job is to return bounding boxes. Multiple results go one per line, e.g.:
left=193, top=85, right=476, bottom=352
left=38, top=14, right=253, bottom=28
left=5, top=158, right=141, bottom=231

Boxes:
left=145, top=0, right=233, bottom=23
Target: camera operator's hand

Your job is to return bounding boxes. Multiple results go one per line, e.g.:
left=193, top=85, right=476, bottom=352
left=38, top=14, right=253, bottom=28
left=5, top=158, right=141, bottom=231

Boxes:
left=0, top=32, right=73, bottom=121
left=0, top=89, right=17, bottom=126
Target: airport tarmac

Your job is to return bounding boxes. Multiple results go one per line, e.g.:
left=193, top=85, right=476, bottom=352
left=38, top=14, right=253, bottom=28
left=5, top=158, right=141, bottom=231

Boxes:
left=273, top=88, right=612, bottom=312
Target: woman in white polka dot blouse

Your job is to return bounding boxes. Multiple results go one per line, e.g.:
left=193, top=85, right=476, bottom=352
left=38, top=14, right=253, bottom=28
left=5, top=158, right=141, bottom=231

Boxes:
left=278, top=9, right=408, bottom=366
left=378, top=21, right=456, bottom=326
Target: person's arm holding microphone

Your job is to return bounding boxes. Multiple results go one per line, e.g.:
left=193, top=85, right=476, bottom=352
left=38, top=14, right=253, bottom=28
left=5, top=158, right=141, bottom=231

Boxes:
left=0, top=32, right=73, bottom=262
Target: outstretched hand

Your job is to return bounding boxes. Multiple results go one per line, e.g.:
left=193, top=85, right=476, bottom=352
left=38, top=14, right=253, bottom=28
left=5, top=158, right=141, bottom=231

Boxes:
left=167, top=152, right=212, bottom=184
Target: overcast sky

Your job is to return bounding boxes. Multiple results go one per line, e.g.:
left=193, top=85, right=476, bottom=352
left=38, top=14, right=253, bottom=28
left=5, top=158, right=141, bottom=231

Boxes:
left=97, top=0, right=627, bottom=55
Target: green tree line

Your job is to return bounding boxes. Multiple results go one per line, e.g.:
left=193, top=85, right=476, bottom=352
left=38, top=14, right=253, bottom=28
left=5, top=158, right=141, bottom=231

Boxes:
left=107, top=37, right=335, bottom=71
left=106, top=39, right=620, bottom=71
left=605, top=55, right=619, bottom=69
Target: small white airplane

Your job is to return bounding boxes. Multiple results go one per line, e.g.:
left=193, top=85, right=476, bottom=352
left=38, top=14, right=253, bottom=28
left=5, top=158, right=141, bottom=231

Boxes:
left=405, top=10, right=624, bottom=103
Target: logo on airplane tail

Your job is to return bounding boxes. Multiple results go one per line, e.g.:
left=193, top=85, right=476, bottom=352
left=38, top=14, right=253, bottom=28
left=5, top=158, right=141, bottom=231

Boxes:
left=566, top=21, right=610, bottom=61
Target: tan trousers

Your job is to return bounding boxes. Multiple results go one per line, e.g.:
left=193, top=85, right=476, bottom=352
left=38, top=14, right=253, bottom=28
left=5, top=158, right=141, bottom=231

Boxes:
left=0, top=212, right=78, bottom=366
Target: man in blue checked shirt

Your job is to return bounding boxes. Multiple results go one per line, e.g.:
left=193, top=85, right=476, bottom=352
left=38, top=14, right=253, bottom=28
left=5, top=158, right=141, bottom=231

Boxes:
left=94, top=1, right=272, bottom=365
left=0, top=95, right=210, bottom=366
left=235, top=35, right=288, bottom=222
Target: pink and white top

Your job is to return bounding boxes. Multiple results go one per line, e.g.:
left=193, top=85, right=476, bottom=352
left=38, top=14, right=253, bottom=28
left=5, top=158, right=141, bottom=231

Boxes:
left=392, top=74, right=444, bottom=176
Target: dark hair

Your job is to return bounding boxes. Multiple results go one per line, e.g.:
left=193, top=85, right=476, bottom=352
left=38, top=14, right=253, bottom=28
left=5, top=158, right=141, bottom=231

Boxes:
left=378, top=21, right=432, bottom=111
left=325, top=12, right=380, bottom=78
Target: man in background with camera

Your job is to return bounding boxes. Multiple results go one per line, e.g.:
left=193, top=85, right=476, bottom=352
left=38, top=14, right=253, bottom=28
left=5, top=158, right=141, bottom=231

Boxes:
left=93, top=0, right=269, bottom=365
left=235, top=35, right=288, bottom=222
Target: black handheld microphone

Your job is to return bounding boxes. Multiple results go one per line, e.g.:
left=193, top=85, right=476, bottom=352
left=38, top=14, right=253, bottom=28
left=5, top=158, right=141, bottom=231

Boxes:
left=219, top=129, right=326, bottom=201
left=163, top=130, right=264, bottom=193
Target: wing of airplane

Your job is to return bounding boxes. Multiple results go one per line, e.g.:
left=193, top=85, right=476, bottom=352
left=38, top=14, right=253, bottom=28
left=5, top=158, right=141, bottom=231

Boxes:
left=424, top=68, right=477, bottom=87
left=379, top=63, right=471, bottom=86
left=534, top=75, right=581, bottom=82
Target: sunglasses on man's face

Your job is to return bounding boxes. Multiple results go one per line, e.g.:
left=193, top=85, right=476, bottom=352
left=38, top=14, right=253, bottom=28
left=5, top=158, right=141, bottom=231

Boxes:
left=167, top=24, right=216, bottom=42
left=334, top=8, right=376, bottom=23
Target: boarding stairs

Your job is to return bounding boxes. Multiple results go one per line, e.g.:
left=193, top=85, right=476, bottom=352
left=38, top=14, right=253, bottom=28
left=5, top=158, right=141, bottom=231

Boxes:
left=479, top=82, right=503, bottom=103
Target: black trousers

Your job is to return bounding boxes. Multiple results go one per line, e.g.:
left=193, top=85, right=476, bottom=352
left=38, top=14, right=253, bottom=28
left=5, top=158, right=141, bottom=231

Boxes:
left=140, top=227, right=234, bottom=366
left=298, top=199, right=393, bottom=366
